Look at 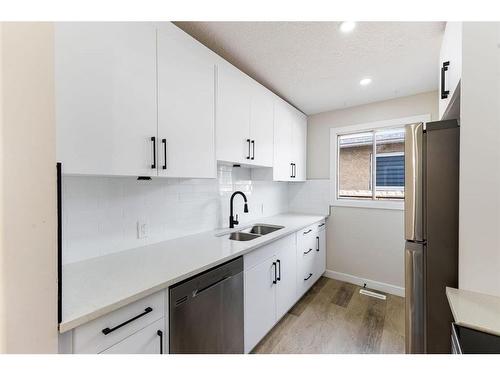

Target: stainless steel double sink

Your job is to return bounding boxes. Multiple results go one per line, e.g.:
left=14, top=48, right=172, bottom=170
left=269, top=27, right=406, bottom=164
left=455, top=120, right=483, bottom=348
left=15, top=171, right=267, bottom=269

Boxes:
left=228, top=224, right=284, bottom=241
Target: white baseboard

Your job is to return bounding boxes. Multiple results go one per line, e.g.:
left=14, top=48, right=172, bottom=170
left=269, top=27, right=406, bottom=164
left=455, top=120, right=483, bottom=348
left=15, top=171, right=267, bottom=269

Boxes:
left=324, top=269, right=405, bottom=297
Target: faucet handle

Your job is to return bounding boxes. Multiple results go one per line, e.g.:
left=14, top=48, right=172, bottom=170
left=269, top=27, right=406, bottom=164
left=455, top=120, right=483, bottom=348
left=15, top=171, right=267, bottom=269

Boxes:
left=234, top=214, right=239, bottom=225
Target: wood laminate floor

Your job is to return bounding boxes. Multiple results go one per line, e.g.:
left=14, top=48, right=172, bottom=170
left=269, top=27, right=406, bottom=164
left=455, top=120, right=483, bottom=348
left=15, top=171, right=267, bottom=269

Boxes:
left=252, top=277, right=405, bottom=354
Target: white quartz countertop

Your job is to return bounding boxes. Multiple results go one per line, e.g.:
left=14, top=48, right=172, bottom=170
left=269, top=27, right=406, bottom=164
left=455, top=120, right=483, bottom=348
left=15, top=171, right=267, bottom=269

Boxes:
left=446, top=287, right=500, bottom=336
left=60, top=213, right=326, bottom=333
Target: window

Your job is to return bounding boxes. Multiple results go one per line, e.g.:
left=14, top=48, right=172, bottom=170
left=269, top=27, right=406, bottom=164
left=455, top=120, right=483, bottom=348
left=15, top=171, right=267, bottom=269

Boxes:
left=331, top=115, right=430, bottom=210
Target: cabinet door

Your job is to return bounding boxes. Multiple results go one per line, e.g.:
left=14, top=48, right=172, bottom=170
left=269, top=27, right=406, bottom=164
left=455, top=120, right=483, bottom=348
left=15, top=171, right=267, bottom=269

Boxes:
left=101, top=319, right=165, bottom=354
left=275, top=235, right=298, bottom=320
left=55, top=23, right=157, bottom=176
left=439, top=22, right=462, bottom=120
left=273, top=99, right=293, bottom=181
left=244, top=255, right=277, bottom=353
left=249, top=82, right=274, bottom=167
left=157, top=23, right=216, bottom=178
left=291, top=109, right=307, bottom=181
left=314, top=227, right=326, bottom=282
left=216, top=62, right=251, bottom=164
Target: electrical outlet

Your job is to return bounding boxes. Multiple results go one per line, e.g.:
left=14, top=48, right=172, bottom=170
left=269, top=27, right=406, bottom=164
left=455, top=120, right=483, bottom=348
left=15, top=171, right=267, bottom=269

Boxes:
left=137, top=221, right=148, bottom=239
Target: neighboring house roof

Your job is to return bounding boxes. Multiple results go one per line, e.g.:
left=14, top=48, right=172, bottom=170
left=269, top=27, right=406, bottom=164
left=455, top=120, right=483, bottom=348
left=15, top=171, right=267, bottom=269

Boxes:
left=339, top=130, right=405, bottom=148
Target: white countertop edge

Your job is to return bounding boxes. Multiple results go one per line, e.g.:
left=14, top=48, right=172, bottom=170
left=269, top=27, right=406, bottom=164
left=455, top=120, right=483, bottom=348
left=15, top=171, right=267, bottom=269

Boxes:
left=59, top=213, right=327, bottom=333
left=446, top=286, right=500, bottom=337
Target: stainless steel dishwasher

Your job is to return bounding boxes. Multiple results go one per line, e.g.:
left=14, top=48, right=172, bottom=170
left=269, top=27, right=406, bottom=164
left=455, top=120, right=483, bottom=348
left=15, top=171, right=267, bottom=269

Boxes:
left=169, top=256, right=244, bottom=353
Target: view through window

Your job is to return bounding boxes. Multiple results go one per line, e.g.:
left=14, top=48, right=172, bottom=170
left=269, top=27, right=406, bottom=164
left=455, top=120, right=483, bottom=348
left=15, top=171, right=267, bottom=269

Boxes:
left=338, top=127, right=405, bottom=201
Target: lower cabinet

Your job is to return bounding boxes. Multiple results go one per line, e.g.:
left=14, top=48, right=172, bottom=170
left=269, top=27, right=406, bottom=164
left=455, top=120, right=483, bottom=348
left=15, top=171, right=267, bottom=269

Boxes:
left=69, top=290, right=168, bottom=354
left=244, top=221, right=325, bottom=353
left=101, top=318, right=165, bottom=354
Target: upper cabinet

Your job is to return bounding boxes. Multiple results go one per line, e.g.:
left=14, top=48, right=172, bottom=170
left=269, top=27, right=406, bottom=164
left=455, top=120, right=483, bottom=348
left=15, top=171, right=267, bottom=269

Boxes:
left=273, top=98, right=307, bottom=182
left=55, top=23, right=158, bottom=177
left=56, top=22, right=306, bottom=179
left=216, top=62, right=274, bottom=167
left=439, top=22, right=462, bottom=120
left=157, top=23, right=217, bottom=178
left=56, top=22, right=217, bottom=178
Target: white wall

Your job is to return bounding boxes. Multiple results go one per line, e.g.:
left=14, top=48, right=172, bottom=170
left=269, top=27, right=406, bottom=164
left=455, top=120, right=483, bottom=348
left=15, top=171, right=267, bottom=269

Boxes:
left=307, top=91, right=439, bottom=295
left=63, top=165, right=289, bottom=264
left=459, top=23, right=500, bottom=297
left=0, top=23, right=58, bottom=353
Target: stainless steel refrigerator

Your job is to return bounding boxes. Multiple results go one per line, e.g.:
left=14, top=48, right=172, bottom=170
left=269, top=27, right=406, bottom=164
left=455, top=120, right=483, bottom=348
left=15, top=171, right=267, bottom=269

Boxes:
left=404, top=119, right=459, bottom=354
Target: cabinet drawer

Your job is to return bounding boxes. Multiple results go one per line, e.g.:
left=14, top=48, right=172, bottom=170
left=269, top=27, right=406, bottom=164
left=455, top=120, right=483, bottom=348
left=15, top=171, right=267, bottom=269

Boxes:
left=101, top=318, right=166, bottom=354
left=73, top=291, right=165, bottom=354
left=297, top=244, right=316, bottom=297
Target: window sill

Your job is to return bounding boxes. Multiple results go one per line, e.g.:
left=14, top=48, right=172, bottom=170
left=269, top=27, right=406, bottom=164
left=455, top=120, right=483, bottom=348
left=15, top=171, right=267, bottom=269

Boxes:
left=331, top=199, right=404, bottom=211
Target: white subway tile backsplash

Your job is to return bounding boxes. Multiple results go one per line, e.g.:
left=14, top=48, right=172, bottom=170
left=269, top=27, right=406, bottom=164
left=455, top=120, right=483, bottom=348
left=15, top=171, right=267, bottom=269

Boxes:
left=62, top=165, right=289, bottom=264
left=288, top=179, right=331, bottom=216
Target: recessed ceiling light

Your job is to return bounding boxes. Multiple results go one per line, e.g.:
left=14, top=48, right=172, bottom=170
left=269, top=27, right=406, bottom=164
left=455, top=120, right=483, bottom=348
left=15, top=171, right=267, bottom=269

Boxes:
left=360, top=78, right=372, bottom=86
left=340, top=21, right=356, bottom=33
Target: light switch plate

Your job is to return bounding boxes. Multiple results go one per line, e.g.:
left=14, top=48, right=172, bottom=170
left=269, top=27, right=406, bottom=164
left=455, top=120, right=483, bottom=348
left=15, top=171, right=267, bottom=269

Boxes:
left=137, top=220, right=148, bottom=239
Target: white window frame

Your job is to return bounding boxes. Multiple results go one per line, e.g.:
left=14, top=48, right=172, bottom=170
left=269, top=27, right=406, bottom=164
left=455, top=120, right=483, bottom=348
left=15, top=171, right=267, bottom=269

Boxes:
left=330, top=114, right=431, bottom=210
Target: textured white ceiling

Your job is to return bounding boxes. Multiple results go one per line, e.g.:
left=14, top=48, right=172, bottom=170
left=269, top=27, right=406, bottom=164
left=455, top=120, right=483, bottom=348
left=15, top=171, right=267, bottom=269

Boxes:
left=174, top=22, right=445, bottom=115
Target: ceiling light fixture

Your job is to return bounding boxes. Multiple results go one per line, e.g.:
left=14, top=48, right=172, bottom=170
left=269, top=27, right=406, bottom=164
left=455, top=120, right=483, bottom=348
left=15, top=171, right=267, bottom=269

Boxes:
left=340, top=21, right=356, bottom=33
left=360, top=78, right=372, bottom=86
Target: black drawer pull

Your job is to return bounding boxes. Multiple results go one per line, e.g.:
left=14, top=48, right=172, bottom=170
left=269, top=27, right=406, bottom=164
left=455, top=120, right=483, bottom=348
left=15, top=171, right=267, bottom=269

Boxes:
left=246, top=139, right=251, bottom=159
left=272, top=262, right=277, bottom=284
left=316, top=236, right=320, bottom=252
left=318, top=223, right=325, bottom=228
left=162, top=139, right=167, bottom=170
left=157, top=330, right=163, bottom=354
left=276, top=259, right=281, bottom=281
left=441, top=61, right=450, bottom=99
left=102, top=307, right=153, bottom=335
left=290, top=163, right=294, bottom=178
left=151, top=137, right=156, bottom=169
left=304, top=248, right=313, bottom=255
left=303, top=229, right=312, bottom=235
left=251, top=140, right=255, bottom=160
left=304, top=273, right=313, bottom=281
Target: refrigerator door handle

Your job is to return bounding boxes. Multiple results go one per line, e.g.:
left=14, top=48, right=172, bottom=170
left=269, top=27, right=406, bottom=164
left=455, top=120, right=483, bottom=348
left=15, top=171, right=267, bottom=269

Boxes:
left=405, top=242, right=425, bottom=354
left=405, top=123, right=424, bottom=242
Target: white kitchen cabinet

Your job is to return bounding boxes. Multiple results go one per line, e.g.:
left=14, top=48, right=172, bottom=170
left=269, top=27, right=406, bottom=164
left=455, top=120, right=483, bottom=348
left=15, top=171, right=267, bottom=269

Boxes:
left=157, top=23, right=216, bottom=178
left=244, top=253, right=277, bottom=353
left=314, top=222, right=327, bottom=281
left=216, top=62, right=252, bottom=165
left=273, top=98, right=307, bottom=181
left=243, top=234, right=300, bottom=352
left=101, top=318, right=166, bottom=354
left=55, top=22, right=158, bottom=177
left=290, top=110, right=307, bottom=181
left=216, top=62, right=274, bottom=167
left=439, top=22, right=462, bottom=120
left=275, top=235, right=297, bottom=320
left=249, top=82, right=275, bottom=167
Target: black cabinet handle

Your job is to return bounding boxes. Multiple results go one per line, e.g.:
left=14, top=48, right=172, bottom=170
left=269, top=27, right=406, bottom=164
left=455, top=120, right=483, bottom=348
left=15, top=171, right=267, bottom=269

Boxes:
left=276, top=259, right=281, bottom=281
left=304, top=248, right=313, bottom=255
left=303, top=229, right=312, bottom=235
left=304, top=273, right=313, bottom=281
left=251, top=140, right=255, bottom=160
left=157, top=330, right=163, bottom=354
left=293, top=163, right=296, bottom=178
left=290, top=163, right=294, bottom=178
left=441, top=61, right=450, bottom=99
left=272, top=262, right=277, bottom=284
left=151, top=137, right=156, bottom=169
left=162, top=139, right=167, bottom=170
left=316, top=236, right=320, bottom=252
left=318, top=223, right=325, bottom=228
left=102, top=307, right=153, bottom=335
left=246, top=139, right=251, bottom=159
